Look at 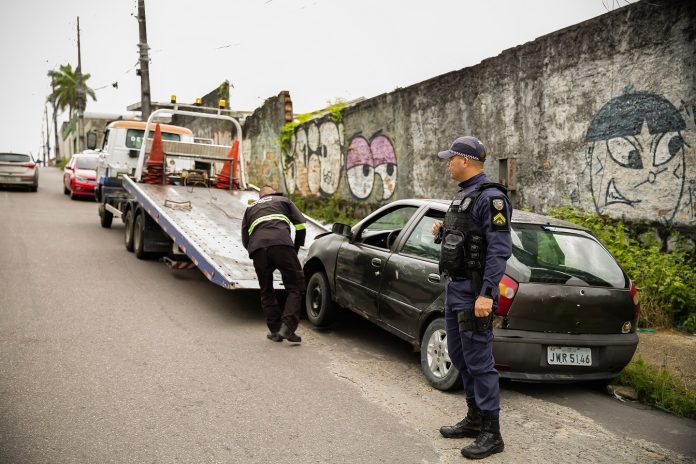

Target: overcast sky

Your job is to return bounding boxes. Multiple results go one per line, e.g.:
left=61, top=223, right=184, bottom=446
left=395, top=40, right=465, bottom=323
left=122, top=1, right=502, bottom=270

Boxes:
left=0, top=0, right=616, bottom=158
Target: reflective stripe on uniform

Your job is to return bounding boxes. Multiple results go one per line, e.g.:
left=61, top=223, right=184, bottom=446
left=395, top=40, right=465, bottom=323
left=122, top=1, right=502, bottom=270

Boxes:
left=248, top=214, right=293, bottom=236
left=295, top=223, right=306, bottom=230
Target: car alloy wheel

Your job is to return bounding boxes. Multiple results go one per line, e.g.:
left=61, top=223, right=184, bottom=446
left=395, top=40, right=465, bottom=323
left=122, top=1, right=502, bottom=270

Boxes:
left=420, top=317, right=461, bottom=391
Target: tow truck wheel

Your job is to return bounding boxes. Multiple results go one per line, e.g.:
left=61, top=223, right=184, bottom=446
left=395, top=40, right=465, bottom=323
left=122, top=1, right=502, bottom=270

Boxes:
left=99, top=202, right=113, bottom=228
left=420, top=317, right=462, bottom=391
left=124, top=209, right=135, bottom=252
left=133, top=212, right=148, bottom=259
left=305, top=271, right=338, bottom=327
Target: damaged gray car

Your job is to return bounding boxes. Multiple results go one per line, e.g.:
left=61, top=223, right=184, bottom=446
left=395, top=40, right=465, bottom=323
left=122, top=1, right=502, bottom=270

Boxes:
left=302, top=199, right=639, bottom=391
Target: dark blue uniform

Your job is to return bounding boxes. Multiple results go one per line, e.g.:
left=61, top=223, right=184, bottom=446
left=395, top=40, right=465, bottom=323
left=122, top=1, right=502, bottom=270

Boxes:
left=444, top=172, right=512, bottom=414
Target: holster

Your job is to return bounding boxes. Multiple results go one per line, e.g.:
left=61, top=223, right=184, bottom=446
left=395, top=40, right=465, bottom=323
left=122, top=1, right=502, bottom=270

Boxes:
left=457, top=310, right=494, bottom=332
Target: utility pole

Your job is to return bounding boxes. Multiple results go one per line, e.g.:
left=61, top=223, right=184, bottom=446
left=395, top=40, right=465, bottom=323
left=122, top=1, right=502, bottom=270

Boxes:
left=44, top=104, right=51, bottom=166
left=137, top=0, right=152, bottom=121
left=75, top=16, right=86, bottom=153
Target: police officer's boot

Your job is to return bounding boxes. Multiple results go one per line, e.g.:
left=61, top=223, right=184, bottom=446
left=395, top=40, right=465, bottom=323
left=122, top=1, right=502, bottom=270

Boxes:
left=460, top=412, right=504, bottom=460
left=439, top=398, right=482, bottom=438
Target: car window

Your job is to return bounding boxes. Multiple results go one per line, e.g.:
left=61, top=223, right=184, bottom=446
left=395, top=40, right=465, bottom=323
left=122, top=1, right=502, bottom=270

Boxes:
left=357, top=206, right=418, bottom=249
left=400, top=209, right=445, bottom=261
left=75, top=157, right=98, bottom=170
left=125, top=129, right=181, bottom=149
left=0, top=153, right=31, bottom=163
left=507, top=224, right=626, bottom=288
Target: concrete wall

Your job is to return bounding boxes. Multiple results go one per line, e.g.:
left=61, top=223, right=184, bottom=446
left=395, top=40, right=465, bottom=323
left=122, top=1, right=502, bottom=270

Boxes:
left=246, top=0, right=695, bottom=238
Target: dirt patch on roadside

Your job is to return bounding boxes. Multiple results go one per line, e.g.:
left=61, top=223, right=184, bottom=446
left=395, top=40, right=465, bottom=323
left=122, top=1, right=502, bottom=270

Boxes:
left=635, top=329, right=696, bottom=391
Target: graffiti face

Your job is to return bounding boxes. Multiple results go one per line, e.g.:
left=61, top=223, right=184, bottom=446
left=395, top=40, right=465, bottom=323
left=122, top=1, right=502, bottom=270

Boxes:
left=347, top=134, right=398, bottom=200
left=586, top=92, right=687, bottom=223
left=284, top=120, right=342, bottom=196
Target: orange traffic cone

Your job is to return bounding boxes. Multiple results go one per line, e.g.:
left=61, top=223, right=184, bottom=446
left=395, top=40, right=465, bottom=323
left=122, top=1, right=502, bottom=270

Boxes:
left=143, top=123, right=165, bottom=184
left=214, top=140, right=239, bottom=190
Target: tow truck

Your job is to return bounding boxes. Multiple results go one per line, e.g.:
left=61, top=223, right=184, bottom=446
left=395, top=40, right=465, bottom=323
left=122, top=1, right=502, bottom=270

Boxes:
left=95, top=107, right=326, bottom=290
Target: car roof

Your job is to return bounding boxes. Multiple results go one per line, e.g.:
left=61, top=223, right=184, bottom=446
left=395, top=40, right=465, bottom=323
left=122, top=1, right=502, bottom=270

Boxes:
left=413, top=198, right=589, bottom=232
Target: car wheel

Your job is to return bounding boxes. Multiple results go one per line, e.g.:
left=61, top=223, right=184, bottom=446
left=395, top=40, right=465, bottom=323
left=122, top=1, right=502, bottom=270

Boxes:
left=133, top=212, right=149, bottom=259
left=63, top=185, right=69, bottom=195
left=30, top=185, right=38, bottom=192
left=99, top=202, right=113, bottom=228
left=305, top=271, right=338, bottom=326
left=69, top=190, right=76, bottom=200
left=124, top=209, right=135, bottom=252
left=420, top=317, right=462, bottom=391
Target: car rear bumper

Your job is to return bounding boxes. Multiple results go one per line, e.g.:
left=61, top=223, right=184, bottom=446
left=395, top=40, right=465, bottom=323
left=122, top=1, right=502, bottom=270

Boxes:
left=493, top=329, right=638, bottom=382
left=0, top=175, right=38, bottom=186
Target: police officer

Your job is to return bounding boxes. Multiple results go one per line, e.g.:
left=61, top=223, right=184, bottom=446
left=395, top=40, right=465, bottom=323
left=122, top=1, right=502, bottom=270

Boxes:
left=242, top=185, right=307, bottom=343
left=431, top=136, right=512, bottom=460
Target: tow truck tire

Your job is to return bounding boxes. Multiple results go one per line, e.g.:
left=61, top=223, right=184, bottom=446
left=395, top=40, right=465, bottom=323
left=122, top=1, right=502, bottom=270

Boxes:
left=124, top=209, right=135, bottom=252
left=305, top=271, right=338, bottom=327
left=99, top=202, right=113, bottom=228
left=133, top=212, right=148, bottom=259
left=420, top=317, right=462, bottom=391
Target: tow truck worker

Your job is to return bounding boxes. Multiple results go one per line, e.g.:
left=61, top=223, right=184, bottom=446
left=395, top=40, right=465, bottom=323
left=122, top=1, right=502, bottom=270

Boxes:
left=242, top=185, right=307, bottom=343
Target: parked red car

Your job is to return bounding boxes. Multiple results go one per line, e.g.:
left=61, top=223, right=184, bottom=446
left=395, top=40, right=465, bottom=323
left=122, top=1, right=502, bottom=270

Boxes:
left=64, top=152, right=99, bottom=200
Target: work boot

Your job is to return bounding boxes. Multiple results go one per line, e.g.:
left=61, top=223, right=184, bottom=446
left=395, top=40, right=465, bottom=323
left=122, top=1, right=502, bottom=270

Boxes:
left=460, top=412, right=504, bottom=460
left=266, top=332, right=283, bottom=342
left=439, top=398, right=482, bottom=438
left=278, top=323, right=302, bottom=343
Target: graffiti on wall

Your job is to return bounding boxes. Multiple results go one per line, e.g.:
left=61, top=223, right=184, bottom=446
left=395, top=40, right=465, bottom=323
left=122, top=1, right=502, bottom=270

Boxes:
left=283, top=121, right=399, bottom=201
left=346, top=133, right=398, bottom=200
left=585, top=91, right=692, bottom=224
left=284, top=120, right=343, bottom=196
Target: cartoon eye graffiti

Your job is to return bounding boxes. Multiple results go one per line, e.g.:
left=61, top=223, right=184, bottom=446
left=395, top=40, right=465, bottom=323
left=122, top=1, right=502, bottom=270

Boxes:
left=370, top=135, right=398, bottom=200
left=346, top=136, right=374, bottom=200
left=653, top=132, right=683, bottom=166
left=606, top=137, right=643, bottom=169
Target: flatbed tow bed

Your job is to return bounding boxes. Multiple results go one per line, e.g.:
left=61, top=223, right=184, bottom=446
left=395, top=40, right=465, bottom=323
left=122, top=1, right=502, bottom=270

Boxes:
left=122, top=176, right=327, bottom=290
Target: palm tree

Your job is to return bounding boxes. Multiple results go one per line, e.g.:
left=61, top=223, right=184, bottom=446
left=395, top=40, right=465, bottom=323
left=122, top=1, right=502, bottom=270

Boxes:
left=47, top=64, right=96, bottom=160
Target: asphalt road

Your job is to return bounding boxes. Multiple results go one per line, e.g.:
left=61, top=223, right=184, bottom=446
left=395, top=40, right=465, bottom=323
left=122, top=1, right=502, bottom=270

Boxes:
left=1, top=168, right=694, bottom=464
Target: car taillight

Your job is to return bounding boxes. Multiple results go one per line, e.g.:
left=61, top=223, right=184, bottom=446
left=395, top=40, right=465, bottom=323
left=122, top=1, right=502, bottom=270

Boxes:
left=22, top=162, right=36, bottom=168
left=496, top=274, right=518, bottom=316
left=629, top=279, right=640, bottom=323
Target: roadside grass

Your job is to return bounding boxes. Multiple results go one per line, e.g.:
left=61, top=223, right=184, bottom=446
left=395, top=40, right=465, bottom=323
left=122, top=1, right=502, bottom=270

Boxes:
left=616, top=355, right=696, bottom=419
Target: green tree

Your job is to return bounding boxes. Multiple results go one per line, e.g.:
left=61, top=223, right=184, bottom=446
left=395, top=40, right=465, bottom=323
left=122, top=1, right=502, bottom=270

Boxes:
left=47, top=64, right=96, bottom=159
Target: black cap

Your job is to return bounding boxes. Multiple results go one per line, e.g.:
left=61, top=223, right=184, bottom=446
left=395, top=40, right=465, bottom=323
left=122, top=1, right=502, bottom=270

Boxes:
left=437, top=136, right=486, bottom=162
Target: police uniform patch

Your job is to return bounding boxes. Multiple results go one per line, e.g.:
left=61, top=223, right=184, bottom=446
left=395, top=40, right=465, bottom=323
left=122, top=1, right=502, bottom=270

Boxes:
left=489, top=196, right=510, bottom=231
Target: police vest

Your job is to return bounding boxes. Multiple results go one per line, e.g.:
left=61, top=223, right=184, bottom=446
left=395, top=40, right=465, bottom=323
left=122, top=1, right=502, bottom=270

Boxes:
left=439, top=182, right=509, bottom=278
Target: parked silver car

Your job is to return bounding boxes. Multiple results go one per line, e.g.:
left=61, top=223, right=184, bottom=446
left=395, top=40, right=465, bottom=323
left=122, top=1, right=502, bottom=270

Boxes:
left=0, top=152, right=39, bottom=192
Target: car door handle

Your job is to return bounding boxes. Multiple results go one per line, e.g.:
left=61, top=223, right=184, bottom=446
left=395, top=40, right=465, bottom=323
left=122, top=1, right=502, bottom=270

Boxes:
left=427, top=273, right=441, bottom=283
left=371, top=258, right=381, bottom=268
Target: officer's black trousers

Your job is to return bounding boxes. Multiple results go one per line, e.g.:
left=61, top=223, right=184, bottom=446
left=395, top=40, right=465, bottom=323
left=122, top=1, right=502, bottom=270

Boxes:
left=251, top=245, right=305, bottom=333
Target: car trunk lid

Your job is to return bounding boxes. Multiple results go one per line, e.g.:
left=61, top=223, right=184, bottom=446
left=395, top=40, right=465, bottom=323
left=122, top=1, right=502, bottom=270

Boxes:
left=505, top=283, right=634, bottom=334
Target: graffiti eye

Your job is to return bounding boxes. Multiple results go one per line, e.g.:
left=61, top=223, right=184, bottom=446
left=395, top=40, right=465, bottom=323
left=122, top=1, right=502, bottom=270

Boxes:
left=374, top=163, right=398, bottom=200
left=347, top=164, right=375, bottom=200
left=653, top=132, right=683, bottom=166
left=606, top=137, right=643, bottom=169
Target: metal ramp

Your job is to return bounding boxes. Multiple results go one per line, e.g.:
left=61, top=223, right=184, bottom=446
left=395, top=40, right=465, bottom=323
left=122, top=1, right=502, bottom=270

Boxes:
left=123, top=176, right=328, bottom=290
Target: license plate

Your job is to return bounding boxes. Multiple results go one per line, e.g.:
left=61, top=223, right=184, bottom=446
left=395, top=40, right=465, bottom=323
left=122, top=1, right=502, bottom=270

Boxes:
left=547, top=346, right=592, bottom=366
left=0, top=175, right=16, bottom=182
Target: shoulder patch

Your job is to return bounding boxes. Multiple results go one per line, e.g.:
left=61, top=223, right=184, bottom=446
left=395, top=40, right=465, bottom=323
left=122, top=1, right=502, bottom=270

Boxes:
left=489, top=196, right=510, bottom=231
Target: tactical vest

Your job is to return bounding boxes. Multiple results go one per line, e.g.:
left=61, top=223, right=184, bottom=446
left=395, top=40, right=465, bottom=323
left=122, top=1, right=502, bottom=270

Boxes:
left=439, top=182, right=508, bottom=280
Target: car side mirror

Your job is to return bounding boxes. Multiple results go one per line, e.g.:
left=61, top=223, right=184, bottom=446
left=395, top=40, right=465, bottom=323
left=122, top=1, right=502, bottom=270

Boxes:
left=332, top=222, right=353, bottom=239
left=65, top=165, right=73, bottom=171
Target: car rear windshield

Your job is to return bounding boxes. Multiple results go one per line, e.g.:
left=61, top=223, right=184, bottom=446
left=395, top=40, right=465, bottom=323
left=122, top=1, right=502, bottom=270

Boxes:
left=125, top=129, right=182, bottom=149
left=76, top=157, right=98, bottom=170
left=507, top=224, right=627, bottom=289
left=0, top=153, right=31, bottom=163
